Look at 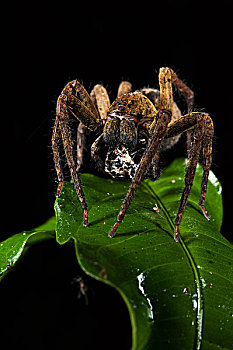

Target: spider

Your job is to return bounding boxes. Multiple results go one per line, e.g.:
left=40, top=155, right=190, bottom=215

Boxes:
left=52, top=67, right=214, bottom=242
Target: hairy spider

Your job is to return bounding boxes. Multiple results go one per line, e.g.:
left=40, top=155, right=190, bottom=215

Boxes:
left=52, top=67, right=214, bottom=242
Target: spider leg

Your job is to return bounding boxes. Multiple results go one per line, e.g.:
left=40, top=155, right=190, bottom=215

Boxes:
left=170, top=69, right=194, bottom=151
left=165, top=113, right=197, bottom=139
left=117, top=81, right=132, bottom=97
left=108, top=67, right=173, bottom=238
left=108, top=109, right=171, bottom=237
left=90, top=84, right=110, bottom=120
left=55, top=93, right=88, bottom=226
left=199, top=116, right=214, bottom=218
left=53, top=80, right=108, bottom=226
left=76, top=122, right=86, bottom=173
left=170, top=69, right=194, bottom=113
left=66, top=80, right=101, bottom=130
left=52, top=115, right=64, bottom=197
left=172, top=112, right=214, bottom=242
left=76, top=84, right=110, bottom=172
left=91, top=133, right=105, bottom=170
left=149, top=151, right=161, bottom=181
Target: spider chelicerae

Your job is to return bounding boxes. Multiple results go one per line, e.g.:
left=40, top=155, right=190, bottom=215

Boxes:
left=52, top=67, right=214, bottom=242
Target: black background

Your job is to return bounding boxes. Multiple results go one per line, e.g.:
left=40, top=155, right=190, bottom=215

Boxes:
left=1, top=1, right=233, bottom=349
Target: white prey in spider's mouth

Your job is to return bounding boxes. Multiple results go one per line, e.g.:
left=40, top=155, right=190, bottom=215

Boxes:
left=105, top=145, right=138, bottom=179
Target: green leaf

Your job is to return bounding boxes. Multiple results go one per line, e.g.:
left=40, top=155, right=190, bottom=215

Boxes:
left=0, top=217, right=56, bottom=281
left=55, top=158, right=233, bottom=349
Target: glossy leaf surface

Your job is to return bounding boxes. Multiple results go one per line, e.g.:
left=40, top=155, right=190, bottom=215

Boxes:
left=0, top=217, right=55, bottom=281
left=55, top=158, right=233, bottom=349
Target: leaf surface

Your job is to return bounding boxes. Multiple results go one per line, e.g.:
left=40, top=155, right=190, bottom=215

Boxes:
left=55, top=158, right=233, bottom=349
left=0, top=217, right=55, bottom=281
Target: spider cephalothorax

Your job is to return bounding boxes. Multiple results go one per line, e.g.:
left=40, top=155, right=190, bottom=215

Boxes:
left=52, top=67, right=214, bottom=241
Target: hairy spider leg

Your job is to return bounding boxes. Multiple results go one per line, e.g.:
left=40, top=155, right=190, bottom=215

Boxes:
left=117, top=81, right=132, bottom=97
left=108, top=67, right=173, bottom=238
left=57, top=80, right=114, bottom=226
left=54, top=80, right=101, bottom=227
left=77, top=84, right=110, bottom=171
left=108, top=109, right=171, bottom=238
left=67, top=82, right=100, bottom=129
left=199, top=116, right=214, bottom=217
left=52, top=115, right=63, bottom=196
left=90, top=84, right=110, bottom=120
left=56, top=93, right=89, bottom=226
left=170, top=69, right=194, bottom=150
left=76, top=122, right=86, bottom=172
left=173, top=112, right=214, bottom=241
left=91, top=133, right=105, bottom=169
left=170, top=69, right=194, bottom=113
left=149, top=150, right=161, bottom=181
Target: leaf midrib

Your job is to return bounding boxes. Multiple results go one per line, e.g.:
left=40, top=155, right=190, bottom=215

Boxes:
left=142, top=181, right=204, bottom=350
